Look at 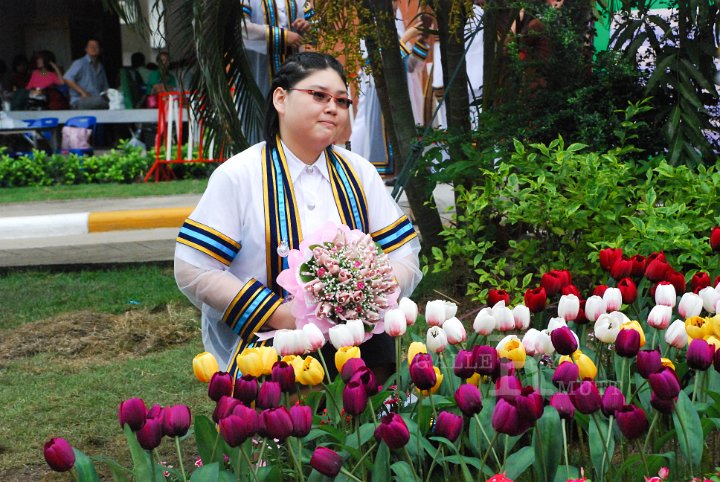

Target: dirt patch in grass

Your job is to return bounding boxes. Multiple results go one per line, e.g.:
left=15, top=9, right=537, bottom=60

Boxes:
left=0, top=305, right=199, bottom=370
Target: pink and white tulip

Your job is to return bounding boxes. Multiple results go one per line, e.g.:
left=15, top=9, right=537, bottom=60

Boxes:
left=522, top=328, right=554, bottom=356
left=384, top=309, right=407, bottom=337
left=492, top=301, right=515, bottom=332
left=346, top=319, right=365, bottom=346
left=678, top=292, right=703, bottom=319
left=274, top=329, right=309, bottom=356
left=425, top=300, right=450, bottom=327
left=473, top=308, right=495, bottom=335
left=558, top=294, right=580, bottom=321
left=443, top=317, right=467, bottom=344
left=329, top=325, right=356, bottom=350
left=664, top=319, right=688, bottom=349
left=698, top=287, right=719, bottom=314
left=647, top=305, right=673, bottom=330
left=603, top=287, right=623, bottom=312
left=302, top=324, right=326, bottom=352
left=655, top=283, right=677, bottom=308
left=427, top=326, right=449, bottom=353
left=584, top=296, right=607, bottom=322
left=398, top=297, right=418, bottom=325
left=513, top=304, right=531, bottom=330
left=547, top=317, right=568, bottom=333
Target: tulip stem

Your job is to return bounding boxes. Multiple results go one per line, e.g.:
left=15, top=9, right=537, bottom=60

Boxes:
left=473, top=414, right=501, bottom=468
left=423, top=446, right=443, bottom=482
left=403, top=446, right=420, bottom=482
left=350, top=441, right=377, bottom=473
left=480, top=432, right=499, bottom=471
left=209, top=431, right=220, bottom=463
left=428, top=392, right=438, bottom=418
left=619, top=357, right=628, bottom=399
left=501, top=435, right=509, bottom=473
left=598, top=414, right=613, bottom=481
left=636, top=440, right=649, bottom=476
left=628, top=380, right=648, bottom=403
left=287, top=438, right=305, bottom=482
left=643, top=411, right=660, bottom=455
left=396, top=336, right=402, bottom=392
left=316, top=349, right=332, bottom=386
left=340, top=467, right=364, bottom=482
left=243, top=444, right=261, bottom=482
left=561, top=419, right=570, bottom=481
left=692, top=371, right=700, bottom=403
left=650, top=329, right=657, bottom=350
left=174, top=437, right=188, bottom=482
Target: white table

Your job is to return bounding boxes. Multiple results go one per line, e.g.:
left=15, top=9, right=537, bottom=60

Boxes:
left=10, top=109, right=158, bottom=124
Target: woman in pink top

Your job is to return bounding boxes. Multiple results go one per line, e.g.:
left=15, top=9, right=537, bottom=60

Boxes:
left=26, top=51, right=64, bottom=92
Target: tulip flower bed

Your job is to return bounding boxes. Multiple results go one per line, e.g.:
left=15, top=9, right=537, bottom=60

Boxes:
left=43, top=248, right=720, bottom=481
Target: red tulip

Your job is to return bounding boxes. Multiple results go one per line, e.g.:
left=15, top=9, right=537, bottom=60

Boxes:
left=233, top=374, right=258, bottom=405
left=487, top=289, right=511, bottom=307
left=343, top=380, right=368, bottom=416
left=472, top=345, right=499, bottom=376
left=271, top=361, right=296, bottom=393
left=664, top=269, right=686, bottom=294
left=615, top=329, right=641, bottom=358
left=617, top=278, right=637, bottom=304
left=550, top=393, right=575, bottom=419
left=434, top=411, right=463, bottom=441
left=374, top=413, right=410, bottom=449
left=691, top=272, right=711, bottom=293
left=541, top=272, right=563, bottom=297
left=636, top=349, right=662, bottom=379
left=561, top=284, right=580, bottom=297
left=162, top=404, right=191, bottom=437
left=136, top=417, right=163, bottom=450
left=570, top=380, right=601, bottom=414
left=593, top=284, right=608, bottom=297
left=43, top=438, right=76, bottom=472
left=687, top=338, right=714, bottom=371
left=599, top=248, right=623, bottom=272
left=524, top=287, right=547, bottom=312
left=611, top=257, right=633, bottom=280
left=257, top=380, right=281, bottom=409
left=310, top=447, right=343, bottom=477
left=645, top=257, right=669, bottom=282
left=289, top=404, right=312, bottom=438
left=629, top=255, right=646, bottom=278
left=553, top=269, right=573, bottom=287
left=711, top=226, right=720, bottom=252
left=552, top=361, right=579, bottom=389
left=118, top=397, right=147, bottom=431
left=220, top=412, right=257, bottom=447
left=601, top=386, right=625, bottom=417
left=410, top=353, right=436, bottom=390
left=649, top=368, right=681, bottom=400
left=615, top=404, right=648, bottom=439
left=455, top=383, right=483, bottom=417
left=208, top=371, right=233, bottom=402
left=261, top=406, right=293, bottom=441
left=550, top=326, right=578, bottom=355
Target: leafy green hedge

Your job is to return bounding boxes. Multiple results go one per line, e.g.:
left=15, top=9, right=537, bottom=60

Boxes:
left=0, top=141, right=217, bottom=187
left=431, top=136, right=720, bottom=303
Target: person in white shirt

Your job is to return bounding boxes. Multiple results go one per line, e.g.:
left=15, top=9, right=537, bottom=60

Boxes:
left=175, top=52, right=422, bottom=380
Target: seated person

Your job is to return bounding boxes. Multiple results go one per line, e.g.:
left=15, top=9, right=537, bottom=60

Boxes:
left=26, top=50, right=68, bottom=110
left=146, top=52, right=177, bottom=95
left=63, top=39, right=109, bottom=109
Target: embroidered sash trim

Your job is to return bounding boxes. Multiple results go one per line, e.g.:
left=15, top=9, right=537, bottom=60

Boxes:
left=223, top=278, right=282, bottom=337
left=371, top=214, right=417, bottom=253
left=241, top=2, right=252, bottom=17
left=177, top=219, right=241, bottom=266
left=325, top=147, right=369, bottom=233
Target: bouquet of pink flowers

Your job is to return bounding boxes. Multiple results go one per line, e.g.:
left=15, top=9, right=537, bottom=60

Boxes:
left=277, top=222, right=399, bottom=341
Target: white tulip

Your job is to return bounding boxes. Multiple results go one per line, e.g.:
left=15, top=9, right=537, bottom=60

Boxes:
left=655, top=283, right=677, bottom=308
left=425, top=300, right=447, bottom=327
left=444, top=301, right=458, bottom=320
left=384, top=309, right=407, bottom=337
left=594, top=313, right=621, bottom=343
left=678, top=292, right=703, bottom=319
left=584, top=296, right=607, bottom=322
left=443, top=317, right=467, bottom=344
left=473, top=308, right=495, bottom=335
left=522, top=328, right=553, bottom=356
left=426, top=326, right=449, bottom=353
left=302, top=323, right=326, bottom=351
left=698, top=287, right=720, bottom=314
left=647, top=304, right=673, bottom=330
left=513, top=304, right=531, bottom=330
left=547, top=316, right=568, bottom=333
left=346, top=319, right=366, bottom=346
left=558, top=294, right=580, bottom=321
left=492, top=301, right=515, bottom=332
left=603, top=288, right=623, bottom=312
left=399, top=297, right=419, bottom=325
left=329, top=324, right=355, bottom=350
left=664, top=319, right=688, bottom=349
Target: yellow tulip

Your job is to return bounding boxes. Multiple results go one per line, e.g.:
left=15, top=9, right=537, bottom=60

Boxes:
left=466, top=372, right=481, bottom=386
left=685, top=316, right=712, bottom=340
left=282, top=355, right=305, bottom=378
left=297, top=356, right=325, bottom=386
left=498, top=337, right=526, bottom=369
left=707, top=314, right=720, bottom=338
left=335, top=346, right=361, bottom=373
left=558, top=350, right=596, bottom=380
left=704, top=335, right=720, bottom=351
left=236, top=346, right=278, bottom=377
left=192, top=352, right=219, bottom=383
left=418, top=367, right=443, bottom=395
left=407, top=342, right=427, bottom=366
left=660, top=358, right=675, bottom=371
left=620, top=320, right=645, bottom=347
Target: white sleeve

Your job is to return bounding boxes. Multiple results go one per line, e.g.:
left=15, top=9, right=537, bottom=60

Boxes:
left=240, top=1, right=287, bottom=55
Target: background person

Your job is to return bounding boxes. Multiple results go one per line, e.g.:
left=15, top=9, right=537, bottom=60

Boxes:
left=146, top=51, right=177, bottom=95
left=63, top=39, right=109, bottom=109
left=26, top=50, right=68, bottom=110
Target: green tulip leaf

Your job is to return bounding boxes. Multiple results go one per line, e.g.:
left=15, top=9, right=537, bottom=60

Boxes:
left=504, top=445, right=535, bottom=480
left=72, top=448, right=100, bottom=482
left=256, top=465, right=282, bottom=481
left=615, top=453, right=673, bottom=480
left=532, top=407, right=561, bottom=482
left=588, top=414, right=614, bottom=481
left=429, top=436, right=473, bottom=481
left=672, top=389, right=703, bottom=472
left=194, top=415, right=227, bottom=465
left=188, top=462, right=235, bottom=482
left=92, top=455, right=131, bottom=482
left=122, top=423, right=160, bottom=481
left=344, top=422, right=376, bottom=449
left=371, top=440, right=391, bottom=482
left=437, top=454, right=492, bottom=479
left=390, top=461, right=416, bottom=481
left=552, top=465, right=579, bottom=482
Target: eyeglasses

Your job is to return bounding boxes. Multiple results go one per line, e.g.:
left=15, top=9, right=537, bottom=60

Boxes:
left=286, top=88, right=353, bottom=109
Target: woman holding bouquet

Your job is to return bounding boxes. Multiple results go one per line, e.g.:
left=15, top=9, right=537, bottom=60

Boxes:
left=175, top=52, right=421, bottom=381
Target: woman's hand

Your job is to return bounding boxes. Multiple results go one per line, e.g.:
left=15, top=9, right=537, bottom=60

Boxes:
left=286, top=31, right=305, bottom=48
left=267, top=302, right=297, bottom=330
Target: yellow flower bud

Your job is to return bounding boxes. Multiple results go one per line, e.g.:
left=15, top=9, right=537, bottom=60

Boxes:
left=573, top=351, right=597, bottom=380
left=706, top=314, right=720, bottom=339
left=498, top=337, right=526, bottom=369
left=335, top=346, right=361, bottom=373
left=466, top=372, right=481, bottom=386
left=418, top=367, right=443, bottom=395
left=620, top=320, right=645, bottom=346
left=704, top=335, right=720, bottom=351
left=685, top=316, right=712, bottom=340
left=407, top=342, right=428, bottom=366
left=192, top=352, right=219, bottom=383
left=297, top=356, right=325, bottom=386
left=660, top=357, right=675, bottom=371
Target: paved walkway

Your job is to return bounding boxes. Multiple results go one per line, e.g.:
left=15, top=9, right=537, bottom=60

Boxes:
left=0, top=186, right=454, bottom=268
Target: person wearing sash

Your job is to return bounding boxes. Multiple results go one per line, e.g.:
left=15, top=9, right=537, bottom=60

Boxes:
left=174, top=52, right=422, bottom=382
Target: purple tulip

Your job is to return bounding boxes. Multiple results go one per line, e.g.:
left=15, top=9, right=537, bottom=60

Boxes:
left=550, top=393, right=575, bottom=420
left=343, top=380, right=369, bottom=416
left=601, top=386, right=625, bottom=417
left=433, top=411, right=463, bottom=442
left=213, top=396, right=240, bottom=423
left=349, top=366, right=379, bottom=396
left=409, top=353, right=436, bottom=390
left=687, top=338, right=715, bottom=371
left=615, top=329, right=641, bottom=358
left=340, top=358, right=367, bottom=383
left=515, top=386, right=544, bottom=422
left=162, top=404, right=191, bottom=438
left=636, top=350, right=663, bottom=379
left=495, top=375, right=522, bottom=402
left=472, top=345, right=499, bottom=376
left=118, top=397, right=147, bottom=431
left=454, top=350, right=476, bottom=379
left=146, top=404, right=163, bottom=420
left=374, top=413, right=410, bottom=450
left=650, top=392, right=676, bottom=414
left=208, top=371, right=234, bottom=402
left=261, top=407, right=293, bottom=441
left=454, top=384, right=483, bottom=417
left=43, top=438, right=76, bottom=472
left=220, top=413, right=258, bottom=447
left=649, top=367, right=681, bottom=400
left=310, top=447, right=343, bottom=477
left=570, top=380, right=601, bottom=414
left=715, top=348, right=720, bottom=373
left=492, top=398, right=532, bottom=436
left=233, top=374, right=259, bottom=405
left=552, top=361, right=579, bottom=390
left=257, top=380, right=282, bottom=409
left=615, top=404, right=648, bottom=439
left=136, top=417, right=163, bottom=450
left=289, top=404, right=312, bottom=438
left=551, top=326, right=578, bottom=356
left=271, top=361, right=297, bottom=392
left=491, top=360, right=516, bottom=382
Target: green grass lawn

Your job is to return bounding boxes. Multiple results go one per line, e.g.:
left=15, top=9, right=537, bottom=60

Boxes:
left=0, top=179, right=208, bottom=204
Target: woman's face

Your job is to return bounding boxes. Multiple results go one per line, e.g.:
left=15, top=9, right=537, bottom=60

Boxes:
left=274, top=68, right=350, bottom=152
left=35, top=56, right=45, bottom=69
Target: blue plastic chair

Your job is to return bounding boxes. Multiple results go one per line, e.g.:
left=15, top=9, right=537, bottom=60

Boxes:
left=24, top=117, right=59, bottom=146
left=63, top=115, right=97, bottom=156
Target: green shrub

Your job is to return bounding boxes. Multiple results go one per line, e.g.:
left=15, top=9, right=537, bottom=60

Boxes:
left=431, top=137, right=720, bottom=303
